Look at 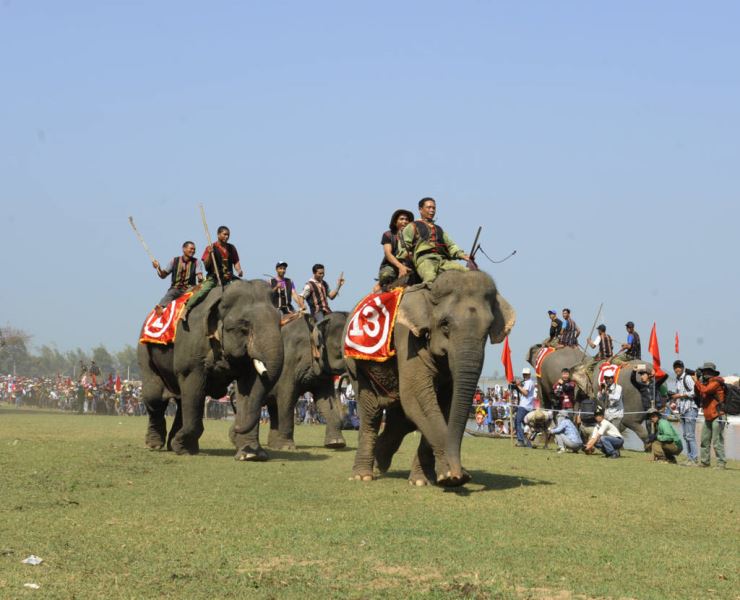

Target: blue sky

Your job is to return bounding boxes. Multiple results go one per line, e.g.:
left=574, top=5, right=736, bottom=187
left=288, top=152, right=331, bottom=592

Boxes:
left=2, top=2, right=738, bottom=375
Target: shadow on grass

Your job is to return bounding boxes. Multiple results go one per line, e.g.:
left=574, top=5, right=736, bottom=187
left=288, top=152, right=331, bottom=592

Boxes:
left=197, top=448, right=330, bottom=461
left=382, top=469, right=553, bottom=495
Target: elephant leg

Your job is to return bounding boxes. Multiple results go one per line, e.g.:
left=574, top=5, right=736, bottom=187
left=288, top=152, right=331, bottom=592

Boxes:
left=166, top=399, right=183, bottom=451
left=170, top=371, right=206, bottom=455
left=409, top=435, right=437, bottom=486
left=352, top=371, right=386, bottom=481
left=314, top=381, right=347, bottom=449
left=232, top=372, right=269, bottom=462
left=375, top=404, right=414, bottom=473
left=267, top=380, right=298, bottom=450
left=142, top=378, right=167, bottom=450
left=397, top=367, right=452, bottom=485
left=623, top=413, right=649, bottom=448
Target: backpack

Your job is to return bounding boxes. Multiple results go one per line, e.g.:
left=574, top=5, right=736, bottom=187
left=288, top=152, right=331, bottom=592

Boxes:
left=578, top=398, right=597, bottom=426
left=722, top=381, right=740, bottom=416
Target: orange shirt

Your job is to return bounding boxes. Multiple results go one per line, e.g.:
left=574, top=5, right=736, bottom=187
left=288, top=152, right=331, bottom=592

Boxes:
left=694, top=376, right=726, bottom=420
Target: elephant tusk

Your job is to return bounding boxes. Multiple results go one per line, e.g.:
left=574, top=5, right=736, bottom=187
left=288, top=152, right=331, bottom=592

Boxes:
left=253, top=359, right=267, bottom=376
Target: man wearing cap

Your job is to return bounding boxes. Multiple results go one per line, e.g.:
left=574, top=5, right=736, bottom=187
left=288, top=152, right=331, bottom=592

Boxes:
left=588, top=324, right=614, bottom=361
left=693, top=362, right=727, bottom=469
left=549, top=411, right=583, bottom=454
left=546, top=310, right=563, bottom=346
left=513, top=368, right=537, bottom=447
left=670, top=360, right=698, bottom=466
left=557, top=308, right=580, bottom=348
left=397, top=197, right=470, bottom=284
left=631, top=365, right=669, bottom=443
left=617, top=322, right=641, bottom=362
left=376, top=209, right=414, bottom=290
left=584, top=406, right=624, bottom=458
left=646, top=408, right=683, bottom=463
left=270, top=261, right=304, bottom=315
left=597, top=369, right=624, bottom=430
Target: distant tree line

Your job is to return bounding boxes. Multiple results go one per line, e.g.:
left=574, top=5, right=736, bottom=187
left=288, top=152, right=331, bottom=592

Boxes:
left=0, top=326, right=140, bottom=380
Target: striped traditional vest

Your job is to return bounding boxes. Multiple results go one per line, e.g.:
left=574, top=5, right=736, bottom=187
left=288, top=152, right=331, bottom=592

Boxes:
left=306, top=280, right=332, bottom=315
left=270, top=277, right=294, bottom=312
left=171, top=257, right=198, bottom=289
left=597, top=334, right=614, bottom=360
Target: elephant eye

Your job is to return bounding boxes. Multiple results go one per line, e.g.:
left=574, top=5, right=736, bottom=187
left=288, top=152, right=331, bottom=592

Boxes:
left=439, top=318, right=450, bottom=335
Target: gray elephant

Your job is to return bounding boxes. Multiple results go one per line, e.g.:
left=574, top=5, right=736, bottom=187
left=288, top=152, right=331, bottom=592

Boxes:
left=264, top=311, right=349, bottom=450
left=138, top=279, right=284, bottom=460
left=526, top=343, right=653, bottom=445
left=346, top=270, right=515, bottom=487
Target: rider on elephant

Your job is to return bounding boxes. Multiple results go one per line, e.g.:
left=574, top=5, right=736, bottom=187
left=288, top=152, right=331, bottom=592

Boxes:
left=151, top=240, right=203, bottom=315
left=376, top=208, right=414, bottom=290
left=184, top=226, right=243, bottom=318
left=613, top=321, right=641, bottom=364
left=546, top=310, right=563, bottom=347
left=397, top=197, right=471, bottom=283
left=301, top=264, right=344, bottom=322
left=557, top=308, right=580, bottom=348
left=270, top=261, right=305, bottom=315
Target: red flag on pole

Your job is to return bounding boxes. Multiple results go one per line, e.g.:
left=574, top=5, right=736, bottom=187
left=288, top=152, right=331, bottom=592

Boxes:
left=648, top=323, right=666, bottom=378
left=674, top=331, right=679, bottom=354
left=501, top=336, right=514, bottom=383
left=115, top=374, right=122, bottom=393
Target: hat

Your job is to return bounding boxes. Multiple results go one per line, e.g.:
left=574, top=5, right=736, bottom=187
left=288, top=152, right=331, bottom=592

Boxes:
left=388, top=209, right=414, bottom=232
left=597, top=324, right=606, bottom=332
left=275, top=261, right=288, bottom=269
left=603, top=368, right=616, bottom=379
left=547, top=310, right=556, bottom=315
left=522, top=367, right=531, bottom=375
left=699, top=362, right=719, bottom=375
left=673, top=360, right=684, bottom=369
left=625, top=321, right=635, bottom=328
left=646, top=408, right=661, bottom=419
left=594, top=406, right=605, bottom=417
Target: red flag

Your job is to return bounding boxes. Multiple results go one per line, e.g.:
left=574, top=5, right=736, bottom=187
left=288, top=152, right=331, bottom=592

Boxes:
left=501, top=336, right=514, bottom=383
left=674, top=331, right=679, bottom=354
left=115, top=374, right=122, bottom=393
left=648, top=323, right=666, bottom=378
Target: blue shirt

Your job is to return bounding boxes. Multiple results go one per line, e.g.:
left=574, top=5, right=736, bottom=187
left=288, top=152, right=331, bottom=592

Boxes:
left=550, top=418, right=582, bottom=446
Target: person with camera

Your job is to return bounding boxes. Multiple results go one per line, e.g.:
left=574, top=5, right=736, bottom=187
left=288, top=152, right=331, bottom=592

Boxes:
left=513, top=367, right=537, bottom=447
left=671, top=360, right=699, bottom=466
left=646, top=408, right=683, bottom=463
left=597, top=368, right=624, bottom=430
left=630, top=364, right=669, bottom=444
left=549, top=410, right=583, bottom=454
left=692, top=362, right=727, bottom=469
left=552, top=368, right=576, bottom=412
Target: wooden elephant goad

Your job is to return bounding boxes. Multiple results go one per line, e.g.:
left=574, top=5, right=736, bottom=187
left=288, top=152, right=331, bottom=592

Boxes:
left=346, top=270, right=515, bottom=487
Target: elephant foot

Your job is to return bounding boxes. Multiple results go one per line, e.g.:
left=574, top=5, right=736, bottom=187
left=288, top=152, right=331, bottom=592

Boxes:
left=324, top=437, right=346, bottom=449
left=408, top=475, right=430, bottom=487
left=234, top=446, right=269, bottom=462
left=436, top=468, right=472, bottom=488
left=145, top=423, right=166, bottom=450
left=170, top=435, right=199, bottom=456
left=267, top=431, right=296, bottom=450
left=145, top=441, right=165, bottom=451
left=350, top=471, right=375, bottom=482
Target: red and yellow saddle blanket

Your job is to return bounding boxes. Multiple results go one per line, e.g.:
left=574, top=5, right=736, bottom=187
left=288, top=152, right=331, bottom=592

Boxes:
left=598, top=363, right=622, bottom=386
left=534, top=346, right=555, bottom=377
left=139, top=291, right=193, bottom=345
left=344, top=288, right=405, bottom=362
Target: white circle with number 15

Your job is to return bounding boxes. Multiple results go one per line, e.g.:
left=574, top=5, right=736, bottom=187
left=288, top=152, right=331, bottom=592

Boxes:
left=345, top=296, right=392, bottom=354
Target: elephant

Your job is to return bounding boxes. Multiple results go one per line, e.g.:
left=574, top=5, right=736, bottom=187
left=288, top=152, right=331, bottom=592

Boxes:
left=263, top=311, right=349, bottom=450
left=138, top=279, right=284, bottom=460
left=526, top=343, right=652, bottom=445
left=346, top=270, right=515, bottom=487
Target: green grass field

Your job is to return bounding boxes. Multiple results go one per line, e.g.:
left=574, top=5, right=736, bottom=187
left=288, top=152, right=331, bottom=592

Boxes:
left=1, top=406, right=737, bottom=599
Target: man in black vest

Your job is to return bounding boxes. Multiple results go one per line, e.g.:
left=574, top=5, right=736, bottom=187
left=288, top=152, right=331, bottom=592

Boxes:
left=398, top=197, right=470, bottom=283
left=270, top=261, right=305, bottom=315
left=152, top=241, right=203, bottom=314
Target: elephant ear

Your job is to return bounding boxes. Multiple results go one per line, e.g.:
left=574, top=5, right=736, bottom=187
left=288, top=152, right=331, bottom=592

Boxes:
left=489, top=292, right=516, bottom=344
left=396, top=288, right=432, bottom=338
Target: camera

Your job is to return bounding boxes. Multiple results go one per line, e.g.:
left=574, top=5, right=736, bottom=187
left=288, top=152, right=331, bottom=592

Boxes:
left=685, top=368, right=696, bottom=377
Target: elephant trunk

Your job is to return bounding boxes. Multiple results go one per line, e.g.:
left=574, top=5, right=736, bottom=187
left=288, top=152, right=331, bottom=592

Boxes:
left=446, top=342, right=485, bottom=478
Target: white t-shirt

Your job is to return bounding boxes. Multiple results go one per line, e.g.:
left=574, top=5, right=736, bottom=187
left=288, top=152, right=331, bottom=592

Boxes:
left=591, top=419, right=623, bottom=440
left=519, top=379, right=536, bottom=411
